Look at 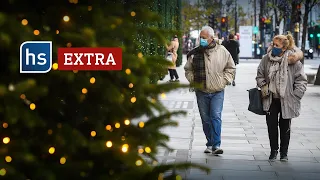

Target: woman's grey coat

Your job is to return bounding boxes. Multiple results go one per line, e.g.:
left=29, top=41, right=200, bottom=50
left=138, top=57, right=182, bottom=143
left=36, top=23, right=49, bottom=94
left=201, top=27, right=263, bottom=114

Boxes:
left=256, top=54, right=308, bottom=119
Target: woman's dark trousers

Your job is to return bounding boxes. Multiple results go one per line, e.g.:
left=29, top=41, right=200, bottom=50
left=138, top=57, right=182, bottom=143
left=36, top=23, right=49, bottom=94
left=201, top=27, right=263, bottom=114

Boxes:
left=168, top=69, right=179, bottom=80
left=266, top=98, right=291, bottom=154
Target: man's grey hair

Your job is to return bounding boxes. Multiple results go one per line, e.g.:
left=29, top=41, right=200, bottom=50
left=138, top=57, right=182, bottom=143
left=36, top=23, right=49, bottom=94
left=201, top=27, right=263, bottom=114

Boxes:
left=201, top=26, right=215, bottom=38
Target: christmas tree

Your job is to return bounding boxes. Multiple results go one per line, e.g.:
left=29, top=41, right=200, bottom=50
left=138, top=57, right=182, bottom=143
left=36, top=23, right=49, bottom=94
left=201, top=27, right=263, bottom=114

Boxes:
left=0, top=0, right=208, bottom=179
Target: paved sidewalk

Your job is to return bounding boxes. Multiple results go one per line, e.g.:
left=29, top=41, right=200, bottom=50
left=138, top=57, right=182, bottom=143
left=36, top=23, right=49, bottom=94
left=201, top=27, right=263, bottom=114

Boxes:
left=159, top=55, right=320, bottom=180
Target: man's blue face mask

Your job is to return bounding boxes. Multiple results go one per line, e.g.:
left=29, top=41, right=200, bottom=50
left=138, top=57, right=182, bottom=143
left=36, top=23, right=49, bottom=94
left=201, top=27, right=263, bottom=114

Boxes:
left=200, top=38, right=209, bottom=47
left=271, top=47, right=283, bottom=56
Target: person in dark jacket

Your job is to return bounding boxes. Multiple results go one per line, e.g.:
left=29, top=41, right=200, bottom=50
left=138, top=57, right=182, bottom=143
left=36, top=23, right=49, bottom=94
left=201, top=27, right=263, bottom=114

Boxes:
left=224, top=34, right=239, bottom=86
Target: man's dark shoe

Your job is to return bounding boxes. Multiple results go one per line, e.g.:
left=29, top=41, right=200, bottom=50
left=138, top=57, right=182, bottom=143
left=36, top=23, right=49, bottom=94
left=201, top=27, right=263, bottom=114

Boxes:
left=212, top=147, right=223, bottom=155
left=232, top=81, right=236, bottom=86
left=269, top=150, right=278, bottom=161
left=280, top=153, right=288, bottom=162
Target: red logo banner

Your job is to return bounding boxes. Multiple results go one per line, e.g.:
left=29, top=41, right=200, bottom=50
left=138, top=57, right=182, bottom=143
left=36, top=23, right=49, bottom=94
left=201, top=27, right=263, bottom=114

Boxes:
left=57, top=48, right=122, bottom=71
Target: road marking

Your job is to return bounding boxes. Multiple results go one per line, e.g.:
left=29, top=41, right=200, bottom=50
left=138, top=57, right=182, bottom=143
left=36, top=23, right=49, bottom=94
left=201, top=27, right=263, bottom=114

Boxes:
left=175, top=101, right=182, bottom=108
left=161, top=100, right=194, bottom=109
left=182, top=101, right=188, bottom=109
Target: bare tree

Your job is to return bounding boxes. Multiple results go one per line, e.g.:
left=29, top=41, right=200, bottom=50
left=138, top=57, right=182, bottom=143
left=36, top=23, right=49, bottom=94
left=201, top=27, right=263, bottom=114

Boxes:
left=182, top=0, right=221, bottom=34
left=228, top=5, right=247, bottom=31
left=301, top=0, right=320, bottom=64
left=266, top=0, right=287, bottom=35
left=289, top=0, right=303, bottom=33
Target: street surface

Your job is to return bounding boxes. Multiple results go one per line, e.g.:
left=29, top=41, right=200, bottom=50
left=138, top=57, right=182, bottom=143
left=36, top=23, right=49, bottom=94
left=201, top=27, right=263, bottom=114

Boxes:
left=157, top=55, right=320, bottom=180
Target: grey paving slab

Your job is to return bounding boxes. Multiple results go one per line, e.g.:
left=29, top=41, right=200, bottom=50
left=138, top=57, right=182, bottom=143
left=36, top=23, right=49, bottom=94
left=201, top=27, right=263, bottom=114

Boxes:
left=186, top=174, right=224, bottom=180
left=167, top=138, right=191, bottom=149
left=277, top=172, right=320, bottom=180
left=222, top=133, right=248, bottom=137
left=192, top=144, right=257, bottom=151
left=254, top=155, right=318, bottom=162
left=161, top=131, right=192, bottom=139
left=189, top=152, right=213, bottom=159
left=204, top=154, right=255, bottom=160
left=199, top=143, right=262, bottom=148
left=219, top=146, right=255, bottom=151
left=223, top=177, right=278, bottom=180
left=252, top=148, right=317, bottom=156
left=193, top=139, right=252, bottom=146
left=310, top=149, right=320, bottom=155
left=261, top=143, right=306, bottom=149
left=191, top=149, right=266, bottom=156
left=210, top=164, right=261, bottom=171
left=206, top=159, right=271, bottom=166
left=259, top=162, right=320, bottom=173
left=189, top=169, right=277, bottom=178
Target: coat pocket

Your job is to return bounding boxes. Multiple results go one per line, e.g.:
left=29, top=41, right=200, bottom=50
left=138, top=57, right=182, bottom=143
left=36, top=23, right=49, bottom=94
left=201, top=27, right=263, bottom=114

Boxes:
left=291, top=93, right=301, bottom=116
left=207, top=73, right=226, bottom=92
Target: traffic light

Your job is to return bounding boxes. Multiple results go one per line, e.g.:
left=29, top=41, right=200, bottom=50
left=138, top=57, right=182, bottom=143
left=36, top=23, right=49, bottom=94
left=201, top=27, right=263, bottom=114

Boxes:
left=265, top=18, right=272, bottom=34
left=208, top=14, right=216, bottom=29
left=294, top=4, right=302, bottom=23
left=296, top=10, right=301, bottom=22
left=296, top=3, right=301, bottom=9
left=308, top=27, right=314, bottom=41
left=259, top=16, right=265, bottom=30
left=221, top=17, right=227, bottom=28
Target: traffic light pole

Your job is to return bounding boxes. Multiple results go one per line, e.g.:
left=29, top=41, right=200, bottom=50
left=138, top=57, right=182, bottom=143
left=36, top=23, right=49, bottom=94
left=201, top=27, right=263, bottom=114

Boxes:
left=254, top=0, right=257, bottom=58
left=294, top=4, right=302, bottom=46
left=294, top=23, right=299, bottom=46
left=259, top=0, right=265, bottom=56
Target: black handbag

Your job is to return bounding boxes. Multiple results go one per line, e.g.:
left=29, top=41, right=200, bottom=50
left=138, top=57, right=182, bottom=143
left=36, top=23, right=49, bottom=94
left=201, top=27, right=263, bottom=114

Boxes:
left=247, top=88, right=266, bottom=115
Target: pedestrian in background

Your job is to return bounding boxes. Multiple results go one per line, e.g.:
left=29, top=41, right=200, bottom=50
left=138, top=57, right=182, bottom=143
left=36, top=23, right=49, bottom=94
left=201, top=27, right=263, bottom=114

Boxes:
left=184, top=26, right=236, bottom=155
left=256, top=33, right=307, bottom=162
left=166, top=35, right=180, bottom=82
left=224, top=33, right=240, bottom=86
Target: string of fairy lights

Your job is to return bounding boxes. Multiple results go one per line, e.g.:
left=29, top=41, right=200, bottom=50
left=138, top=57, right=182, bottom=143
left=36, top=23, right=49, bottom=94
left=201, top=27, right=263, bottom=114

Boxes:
left=0, top=3, right=179, bottom=179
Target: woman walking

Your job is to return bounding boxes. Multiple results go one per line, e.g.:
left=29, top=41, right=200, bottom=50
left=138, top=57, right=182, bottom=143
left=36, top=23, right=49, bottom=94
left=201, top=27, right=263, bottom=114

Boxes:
left=256, top=34, right=307, bottom=161
left=166, top=35, right=180, bottom=82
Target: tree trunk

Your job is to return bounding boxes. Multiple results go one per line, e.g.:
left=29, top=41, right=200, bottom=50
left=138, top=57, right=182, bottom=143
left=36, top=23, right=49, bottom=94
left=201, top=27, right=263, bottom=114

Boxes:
left=290, top=1, right=298, bottom=33
left=283, top=17, right=287, bottom=34
left=301, top=0, right=310, bottom=65
left=273, top=0, right=280, bottom=35
left=315, top=65, right=320, bottom=85
left=275, top=15, right=281, bottom=35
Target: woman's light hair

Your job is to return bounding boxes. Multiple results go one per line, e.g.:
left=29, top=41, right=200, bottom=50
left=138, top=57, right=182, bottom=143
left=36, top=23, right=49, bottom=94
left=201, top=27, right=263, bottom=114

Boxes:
left=273, top=34, right=295, bottom=50
left=201, top=26, right=215, bottom=39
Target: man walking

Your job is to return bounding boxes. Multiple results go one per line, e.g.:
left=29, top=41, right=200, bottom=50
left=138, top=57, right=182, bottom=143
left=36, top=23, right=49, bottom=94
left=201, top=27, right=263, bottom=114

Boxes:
left=185, top=26, right=236, bottom=154
left=224, top=33, right=240, bottom=86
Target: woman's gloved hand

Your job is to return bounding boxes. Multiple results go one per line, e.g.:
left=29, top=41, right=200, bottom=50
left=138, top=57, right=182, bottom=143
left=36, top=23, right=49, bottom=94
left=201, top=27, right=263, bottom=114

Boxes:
left=261, top=84, right=269, bottom=98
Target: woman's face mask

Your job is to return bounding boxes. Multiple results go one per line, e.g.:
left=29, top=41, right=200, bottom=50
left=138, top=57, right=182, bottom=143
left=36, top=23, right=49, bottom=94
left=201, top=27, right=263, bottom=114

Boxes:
left=271, top=47, right=283, bottom=56
left=271, top=40, right=285, bottom=56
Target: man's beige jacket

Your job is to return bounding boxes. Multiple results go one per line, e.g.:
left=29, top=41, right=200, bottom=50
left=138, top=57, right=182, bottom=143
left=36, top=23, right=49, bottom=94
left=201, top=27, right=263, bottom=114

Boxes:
left=184, top=44, right=236, bottom=93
